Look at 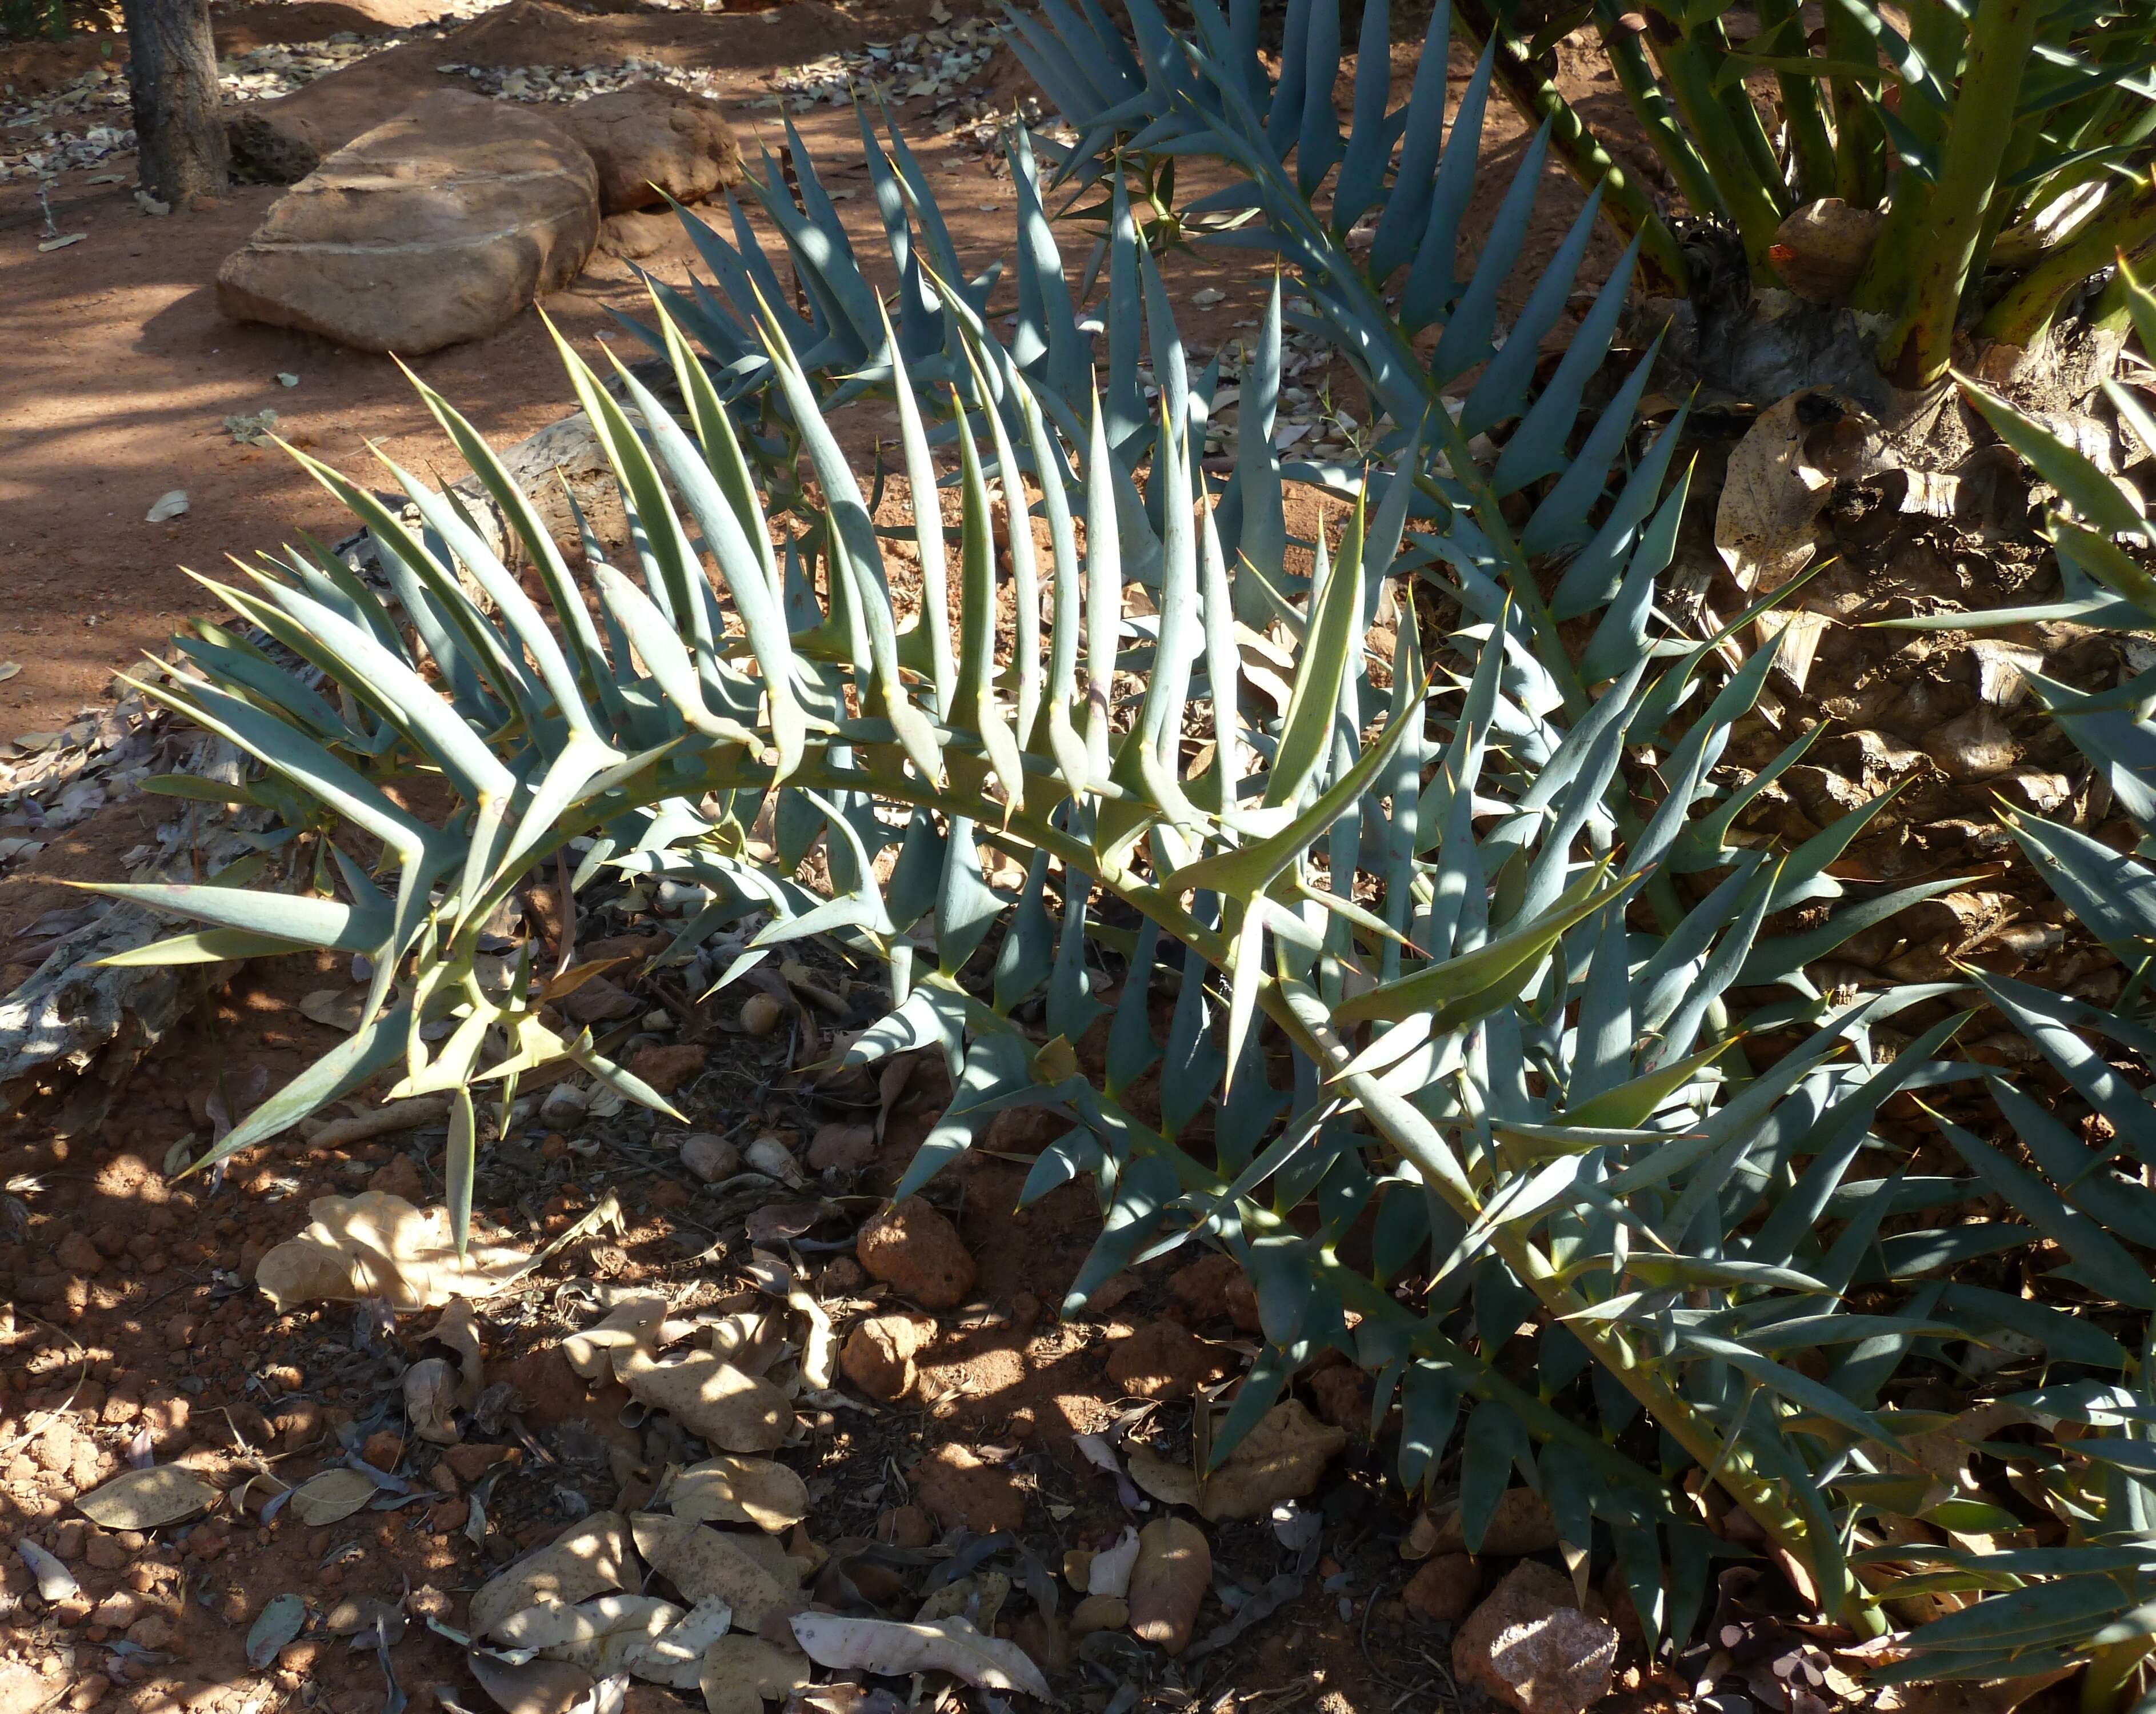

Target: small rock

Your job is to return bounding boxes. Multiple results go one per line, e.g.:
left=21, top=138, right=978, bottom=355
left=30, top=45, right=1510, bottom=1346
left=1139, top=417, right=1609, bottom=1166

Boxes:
left=1404, top=1554, right=1480, bottom=1625
left=1168, top=1252, right=1241, bottom=1321
left=83, top=1534, right=127, bottom=1573
left=442, top=1444, right=519, bottom=1484
left=66, top=1675, right=110, bottom=1712
left=856, top=1196, right=975, bottom=1309
left=0, top=1665, right=64, bottom=1714
left=1769, top=198, right=1885, bottom=303
left=807, top=1122, right=875, bottom=1172
left=1424, top=1489, right=1561, bottom=1557
left=821, top=1257, right=866, bottom=1295
left=429, top=1499, right=469, bottom=1534
left=1127, top=1517, right=1209, bottom=1656
left=911, top=1444, right=1025, bottom=1535
left=739, top=993, right=786, bottom=1036
left=367, top=1153, right=425, bottom=1202
left=1307, top=1364, right=1373, bottom=1436
left=1068, top=1594, right=1128, bottom=1636
left=839, top=1312, right=935, bottom=1401
left=630, top=1043, right=705, bottom=1095
left=122, top=1616, right=174, bottom=1653
left=1104, top=1322, right=1227, bottom=1401
left=1453, top=1563, right=1619, bottom=1714
left=89, top=1592, right=142, bottom=1632
left=679, top=1134, right=741, bottom=1184
left=54, top=1234, right=103, bottom=1276
left=361, top=1431, right=404, bottom=1472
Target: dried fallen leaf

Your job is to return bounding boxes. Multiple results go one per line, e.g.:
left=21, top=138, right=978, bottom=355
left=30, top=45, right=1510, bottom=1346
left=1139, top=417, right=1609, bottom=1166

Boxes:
left=290, top=1467, right=378, bottom=1526
left=507, top=1593, right=726, bottom=1683
left=1087, top=1526, right=1139, bottom=1597
left=1127, top=1517, right=1210, bottom=1656
left=1714, top=391, right=1829, bottom=595
left=75, top=1464, right=219, bottom=1529
left=618, top=1349, right=789, bottom=1452
left=631, top=1515, right=801, bottom=1633
left=698, top=1635, right=811, bottom=1714
left=467, top=1655, right=596, bottom=1714
left=1126, top=1400, right=1346, bottom=1521
left=17, top=1537, right=78, bottom=1600
left=406, top=1356, right=462, bottom=1445
left=563, top=1297, right=669, bottom=1381
left=144, top=490, right=188, bottom=523
left=428, top=1298, right=486, bottom=1407
left=664, top=1456, right=810, bottom=1534
left=789, top=1613, right=1049, bottom=1700
left=255, top=1192, right=535, bottom=1313
left=470, top=1513, right=636, bottom=1640
left=247, top=1592, right=309, bottom=1668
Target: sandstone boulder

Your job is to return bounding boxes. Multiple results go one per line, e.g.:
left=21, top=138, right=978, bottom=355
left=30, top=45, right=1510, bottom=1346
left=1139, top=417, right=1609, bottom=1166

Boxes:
left=557, top=81, right=744, bottom=213
left=225, top=58, right=466, bottom=182
left=218, top=90, right=599, bottom=355
left=1453, top=1563, right=1619, bottom=1714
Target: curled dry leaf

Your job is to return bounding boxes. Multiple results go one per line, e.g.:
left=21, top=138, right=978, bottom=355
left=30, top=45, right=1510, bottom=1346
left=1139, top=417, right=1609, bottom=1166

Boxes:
left=789, top=1613, right=1050, bottom=1701
left=509, top=1593, right=725, bottom=1683
left=743, top=1251, right=835, bottom=1392
left=406, top=1356, right=463, bottom=1445
left=665, top=1456, right=810, bottom=1534
left=75, top=1464, right=220, bottom=1530
left=1126, top=1401, right=1346, bottom=1521
left=631, top=1514, right=801, bottom=1633
left=705, top=1312, right=781, bottom=1376
left=470, top=1513, right=636, bottom=1640
left=619, top=1349, right=789, bottom=1452
left=698, top=1635, right=812, bottom=1714
left=633, top=1597, right=737, bottom=1687
left=290, top=1467, right=379, bottom=1526
left=563, top=1297, right=669, bottom=1382
left=255, top=1192, right=534, bottom=1313
left=428, top=1298, right=486, bottom=1407
left=1087, top=1527, right=1139, bottom=1598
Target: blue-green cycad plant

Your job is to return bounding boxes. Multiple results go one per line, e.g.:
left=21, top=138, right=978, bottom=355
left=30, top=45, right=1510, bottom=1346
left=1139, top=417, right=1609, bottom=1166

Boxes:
left=87, top=5, right=2050, bottom=1653
left=1839, top=264, right=2156, bottom=1700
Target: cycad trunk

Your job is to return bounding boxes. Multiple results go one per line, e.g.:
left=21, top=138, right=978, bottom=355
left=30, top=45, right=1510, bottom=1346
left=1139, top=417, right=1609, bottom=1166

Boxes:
left=123, top=0, right=229, bottom=207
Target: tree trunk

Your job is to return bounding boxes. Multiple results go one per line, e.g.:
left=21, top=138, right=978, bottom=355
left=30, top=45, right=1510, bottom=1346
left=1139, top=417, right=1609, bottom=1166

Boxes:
left=122, top=0, right=228, bottom=207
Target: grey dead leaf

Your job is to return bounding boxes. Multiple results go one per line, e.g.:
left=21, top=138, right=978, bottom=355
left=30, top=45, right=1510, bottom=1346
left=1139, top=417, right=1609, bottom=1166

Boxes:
left=1125, top=1400, right=1346, bottom=1521
left=470, top=1513, right=635, bottom=1641
left=1714, top=392, right=1830, bottom=596
left=789, top=1612, right=1050, bottom=1701
left=75, top=1463, right=220, bottom=1529
left=145, top=490, right=189, bottom=523
left=301, top=987, right=365, bottom=1031
left=247, top=1592, right=309, bottom=1668
left=663, top=1455, right=810, bottom=1534
left=631, top=1514, right=800, bottom=1633
left=18, top=1537, right=79, bottom=1600
left=277, top=372, right=300, bottom=387
left=0, top=663, right=18, bottom=682
left=290, top=1467, right=379, bottom=1526
left=405, top=1357, right=462, bottom=1445
left=698, top=1635, right=811, bottom=1714
left=1191, top=287, right=1226, bottom=307
left=618, top=1349, right=789, bottom=1452
left=38, top=233, right=83, bottom=251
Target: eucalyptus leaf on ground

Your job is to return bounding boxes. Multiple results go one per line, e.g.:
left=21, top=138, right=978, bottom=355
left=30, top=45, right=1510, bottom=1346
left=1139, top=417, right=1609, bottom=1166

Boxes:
left=75, top=1464, right=220, bottom=1530
left=788, top=1613, right=1050, bottom=1700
